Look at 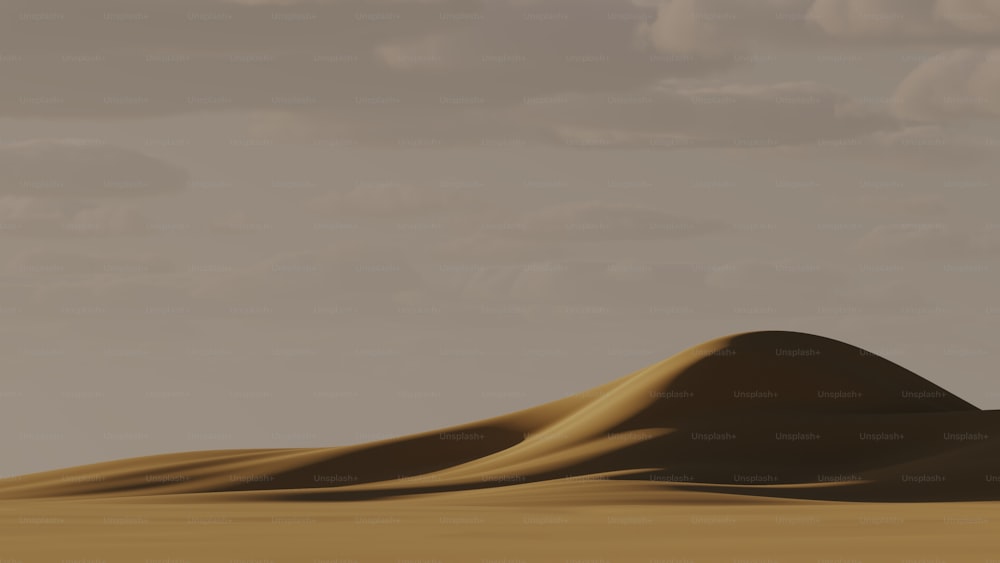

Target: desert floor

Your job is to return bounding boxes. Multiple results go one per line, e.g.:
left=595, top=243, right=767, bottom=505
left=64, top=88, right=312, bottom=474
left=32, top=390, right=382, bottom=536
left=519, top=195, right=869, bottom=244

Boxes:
left=2, top=480, right=999, bottom=563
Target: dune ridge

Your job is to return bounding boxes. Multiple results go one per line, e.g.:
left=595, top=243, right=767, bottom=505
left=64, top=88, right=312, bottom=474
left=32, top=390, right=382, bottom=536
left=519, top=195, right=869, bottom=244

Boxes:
left=2, top=330, right=998, bottom=503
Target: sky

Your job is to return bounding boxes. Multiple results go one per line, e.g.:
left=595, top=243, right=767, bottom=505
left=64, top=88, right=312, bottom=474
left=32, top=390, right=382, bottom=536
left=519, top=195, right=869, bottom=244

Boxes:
left=2, top=0, right=1000, bottom=476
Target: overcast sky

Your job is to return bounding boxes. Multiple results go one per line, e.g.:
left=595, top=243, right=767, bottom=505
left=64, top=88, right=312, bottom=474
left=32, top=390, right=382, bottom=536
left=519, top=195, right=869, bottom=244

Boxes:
left=2, top=0, right=1000, bottom=476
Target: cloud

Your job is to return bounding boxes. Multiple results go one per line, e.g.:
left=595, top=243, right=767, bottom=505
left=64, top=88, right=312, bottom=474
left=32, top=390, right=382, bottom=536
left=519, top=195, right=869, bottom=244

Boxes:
left=309, top=182, right=484, bottom=221
left=0, top=140, right=189, bottom=196
left=766, top=124, right=999, bottom=167
left=516, top=201, right=722, bottom=242
left=374, top=34, right=457, bottom=71
left=11, top=1, right=997, bottom=151
left=0, top=197, right=149, bottom=236
left=854, top=194, right=949, bottom=219
left=192, top=244, right=423, bottom=310
left=6, top=249, right=171, bottom=275
left=637, top=0, right=1000, bottom=59
left=0, top=0, right=683, bottom=120
left=705, top=261, right=838, bottom=290
left=416, top=258, right=900, bottom=318
left=427, top=232, right=566, bottom=265
left=462, top=262, right=615, bottom=304
left=854, top=223, right=1000, bottom=258
left=2, top=0, right=997, bottom=155
left=893, top=48, right=1000, bottom=120
left=26, top=275, right=196, bottom=315
left=807, top=0, right=1000, bottom=40
left=866, top=125, right=998, bottom=160
left=638, top=0, right=814, bottom=58
left=210, top=210, right=275, bottom=235
left=416, top=201, right=720, bottom=288
left=845, top=280, right=928, bottom=311
left=217, top=0, right=320, bottom=5
left=698, top=261, right=935, bottom=317
left=12, top=243, right=426, bottom=318
left=424, top=260, right=704, bottom=306
left=536, top=81, right=898, bottom=149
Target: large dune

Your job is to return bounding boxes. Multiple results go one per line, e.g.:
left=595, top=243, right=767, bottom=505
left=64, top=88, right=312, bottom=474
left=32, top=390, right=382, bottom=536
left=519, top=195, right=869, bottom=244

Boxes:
left=3, top=330, right=998, bottom=503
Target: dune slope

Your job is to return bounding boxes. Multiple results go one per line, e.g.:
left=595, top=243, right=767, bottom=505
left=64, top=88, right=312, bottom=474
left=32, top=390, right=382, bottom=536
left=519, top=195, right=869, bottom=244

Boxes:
left=2, top=330, right=997, bottom=502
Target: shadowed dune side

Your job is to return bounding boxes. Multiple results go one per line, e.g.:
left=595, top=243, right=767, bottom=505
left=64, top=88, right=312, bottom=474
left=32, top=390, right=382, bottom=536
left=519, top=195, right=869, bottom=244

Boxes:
left=1, top=330, right=997, bottom=503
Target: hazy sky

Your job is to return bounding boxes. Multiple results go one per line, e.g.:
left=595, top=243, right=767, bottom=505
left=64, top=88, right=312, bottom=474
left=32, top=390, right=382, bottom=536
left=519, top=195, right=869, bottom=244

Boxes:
left=2, top=0, right=1000, bottom=476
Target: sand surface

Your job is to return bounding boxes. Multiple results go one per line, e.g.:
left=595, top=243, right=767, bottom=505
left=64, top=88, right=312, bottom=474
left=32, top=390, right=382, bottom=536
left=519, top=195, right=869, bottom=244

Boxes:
left=3, top=486, right=1000, bottom=562
left=3, top=331, right=1000, bottom=561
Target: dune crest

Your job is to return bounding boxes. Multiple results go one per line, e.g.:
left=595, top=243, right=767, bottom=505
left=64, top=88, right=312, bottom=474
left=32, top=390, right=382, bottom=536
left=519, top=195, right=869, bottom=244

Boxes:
left=2, top=330, right=997, bottom=502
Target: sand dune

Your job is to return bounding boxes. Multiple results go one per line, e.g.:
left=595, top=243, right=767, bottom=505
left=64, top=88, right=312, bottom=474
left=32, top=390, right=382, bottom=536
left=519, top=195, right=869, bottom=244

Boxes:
left=2, top=330, right=997, bottom=504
